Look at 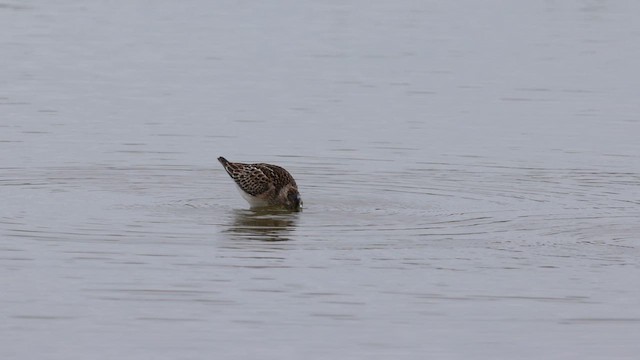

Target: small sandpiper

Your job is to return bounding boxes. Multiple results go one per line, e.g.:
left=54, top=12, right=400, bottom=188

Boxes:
left=218, top=156, right=303, bottom=211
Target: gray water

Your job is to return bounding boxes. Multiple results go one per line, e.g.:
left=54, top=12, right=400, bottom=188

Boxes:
left=2, top=1, right=640, bottom=359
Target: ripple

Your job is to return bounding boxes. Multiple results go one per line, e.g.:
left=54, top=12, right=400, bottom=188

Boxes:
left=1, top=161, right=639, bottom=257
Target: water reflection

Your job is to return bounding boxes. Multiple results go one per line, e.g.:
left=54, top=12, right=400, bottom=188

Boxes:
left=224, top=208, right=299, bottom=242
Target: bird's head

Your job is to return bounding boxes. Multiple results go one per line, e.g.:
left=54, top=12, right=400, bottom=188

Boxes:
left=286, top=189, right=303, bottom=211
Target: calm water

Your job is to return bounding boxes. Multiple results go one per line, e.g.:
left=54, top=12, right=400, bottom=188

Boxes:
left=2, top=1, right=640, bottom=359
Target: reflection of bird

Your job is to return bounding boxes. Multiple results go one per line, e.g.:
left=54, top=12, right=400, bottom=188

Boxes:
left=226, top=209, right=297, bottom=242
left=218, top=157, right=303, bottom=211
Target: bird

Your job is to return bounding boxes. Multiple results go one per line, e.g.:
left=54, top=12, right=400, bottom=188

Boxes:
left=218, top=156, right=302, bottom=211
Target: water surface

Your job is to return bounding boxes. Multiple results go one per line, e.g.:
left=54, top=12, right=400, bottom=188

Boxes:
left=2, top=1, right=640, bottom=359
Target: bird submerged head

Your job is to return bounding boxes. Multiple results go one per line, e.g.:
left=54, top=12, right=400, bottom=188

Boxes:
left=285, top=188, right=303, bottom=211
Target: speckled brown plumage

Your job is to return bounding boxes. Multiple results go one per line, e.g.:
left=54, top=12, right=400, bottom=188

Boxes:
left=218, top=156, right=302, bottom=210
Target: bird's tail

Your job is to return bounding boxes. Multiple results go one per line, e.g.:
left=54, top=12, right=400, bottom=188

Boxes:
left=217, top=156, right=229, bottom=166
left=218, top=156, right=235, bottom=177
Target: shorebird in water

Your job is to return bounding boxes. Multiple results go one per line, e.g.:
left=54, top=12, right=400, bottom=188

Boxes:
left=218, top=157, right=302, bottom=211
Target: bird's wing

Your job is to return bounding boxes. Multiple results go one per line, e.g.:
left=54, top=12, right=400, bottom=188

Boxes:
left=225, top=163, right=274, bottom=196
left=255, top=163, right=297, bottom=188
